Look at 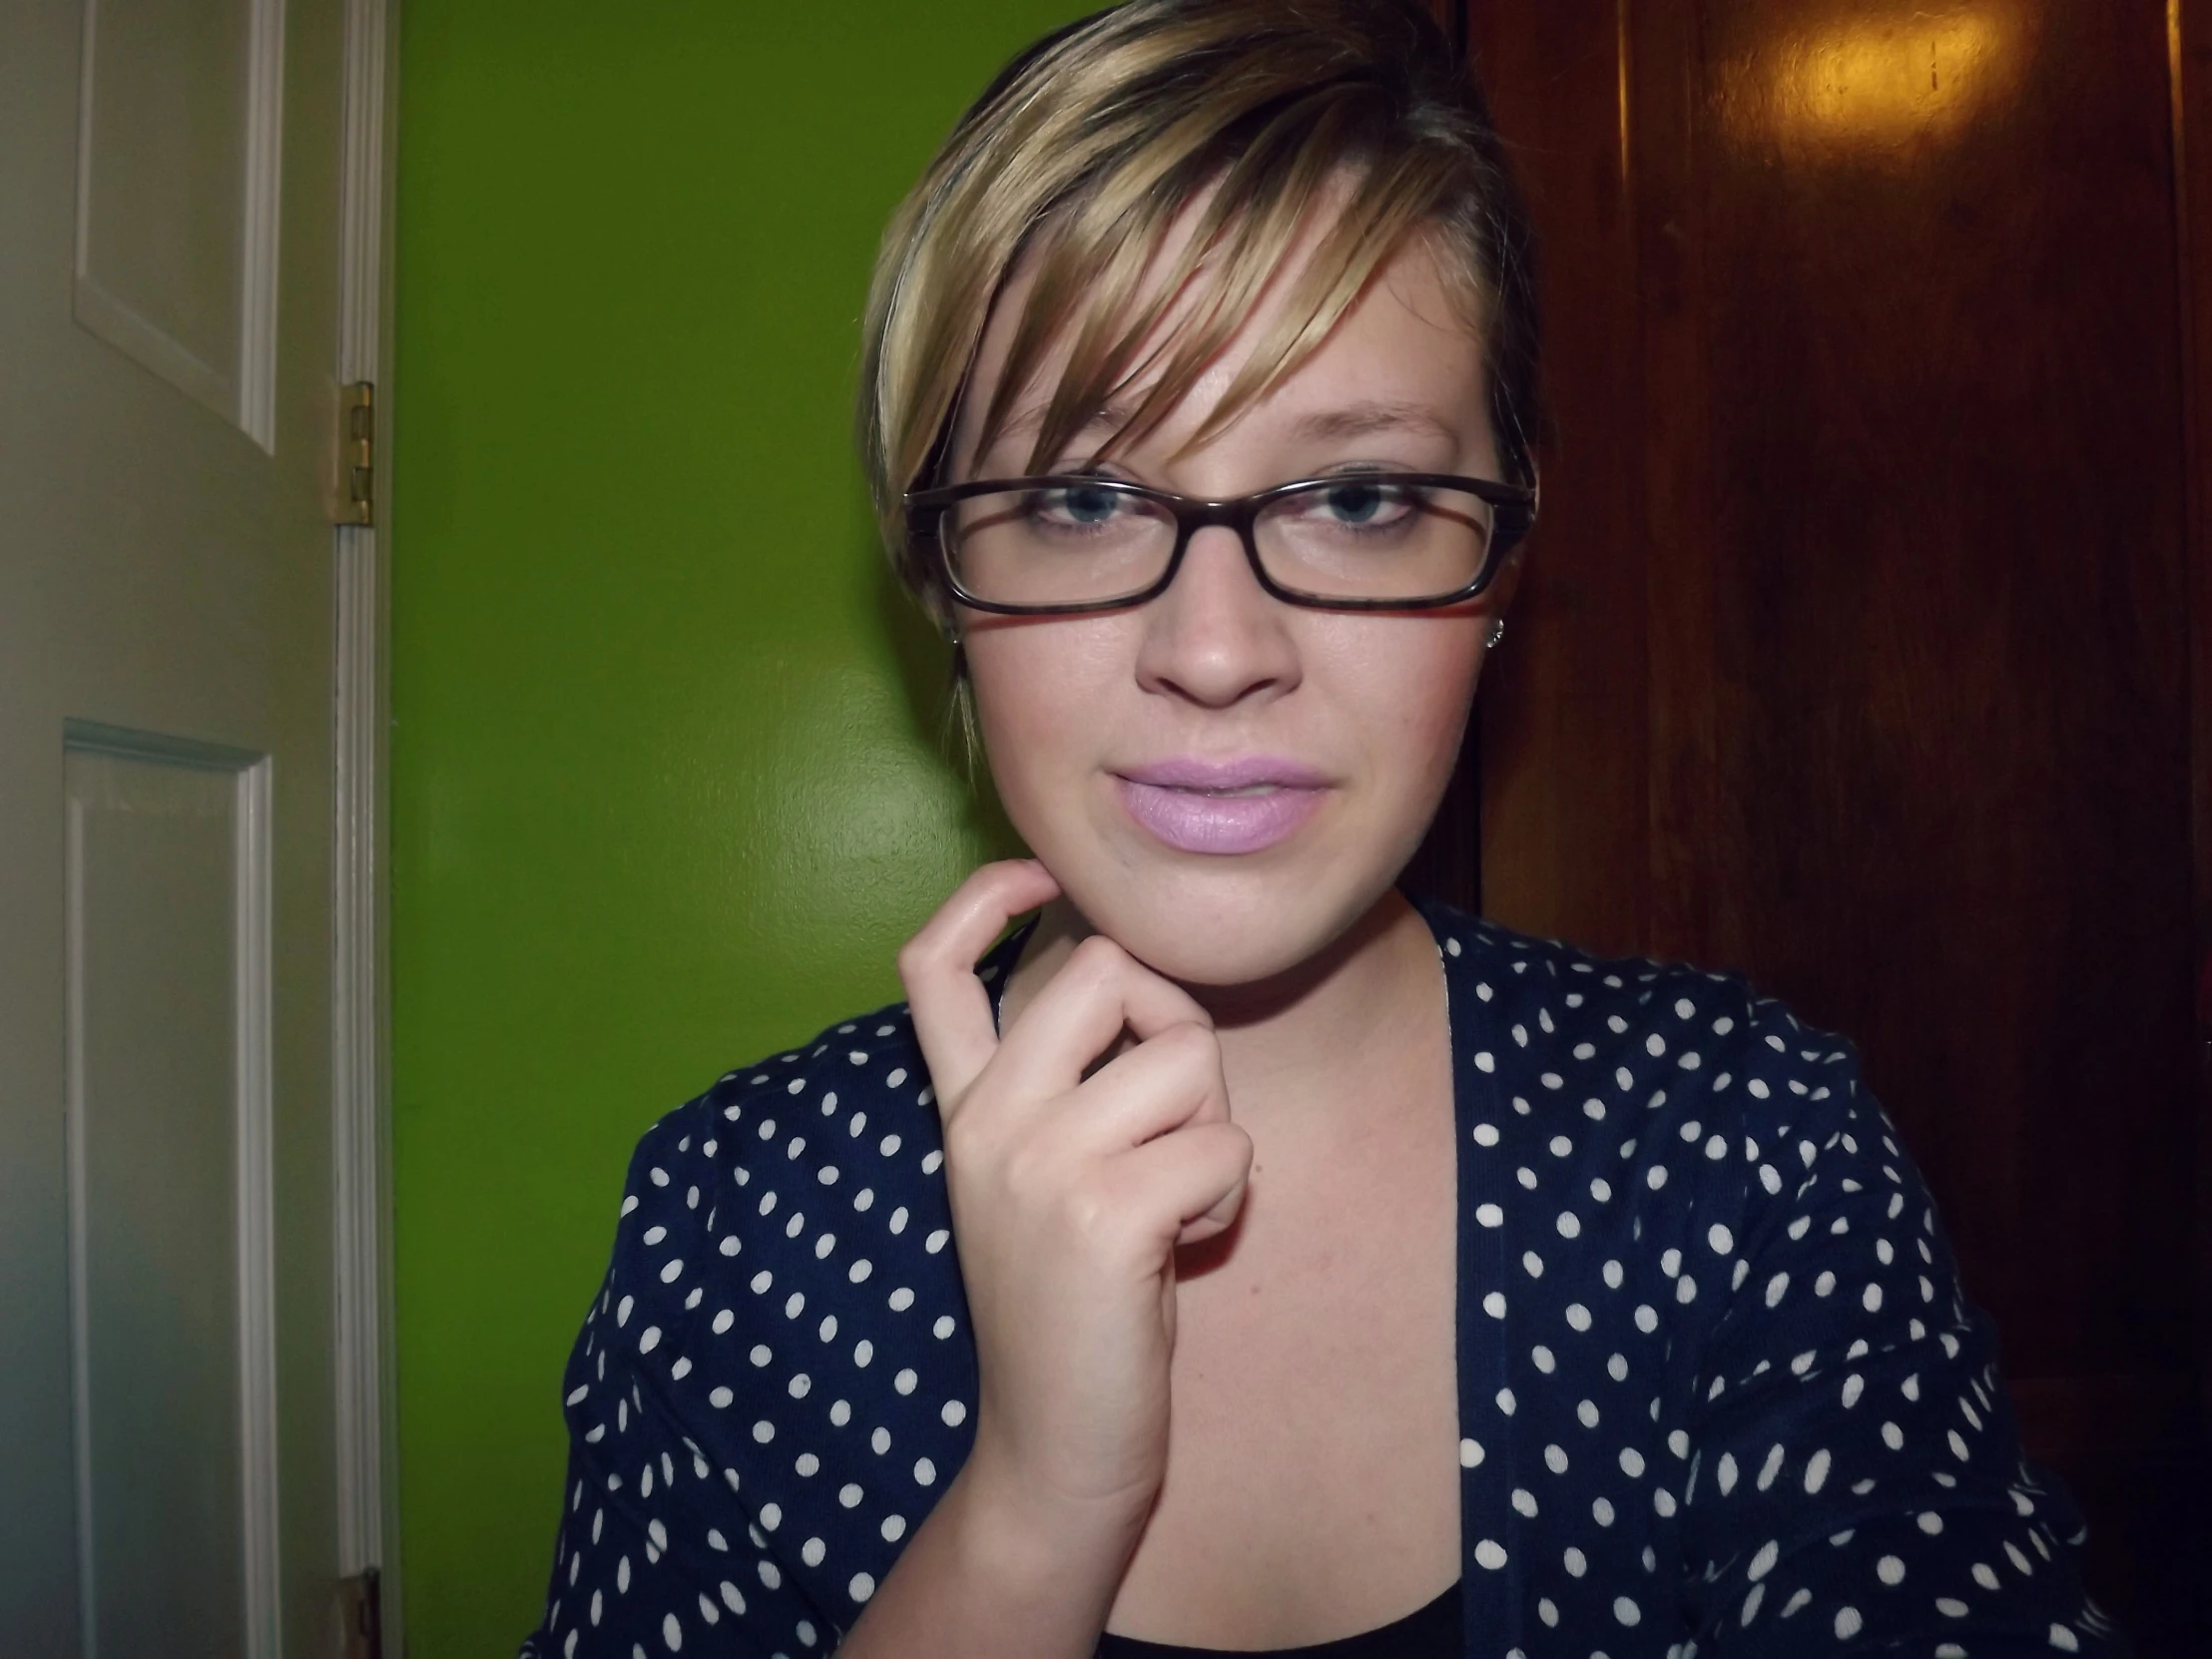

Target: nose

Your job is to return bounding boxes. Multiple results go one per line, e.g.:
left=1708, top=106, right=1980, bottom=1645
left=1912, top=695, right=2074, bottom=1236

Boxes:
left=1133, top=523, right=1302, bottom=710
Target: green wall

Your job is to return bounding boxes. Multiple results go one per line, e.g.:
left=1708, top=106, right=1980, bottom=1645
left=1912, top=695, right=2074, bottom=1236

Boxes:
left=389, top=4, right=1082, bottom=1651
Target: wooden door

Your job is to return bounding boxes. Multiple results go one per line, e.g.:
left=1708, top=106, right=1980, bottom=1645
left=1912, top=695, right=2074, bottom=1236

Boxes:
left=0, top=0, right=360, bottom=1650
left=1461, top=0, right=2211, bottom=1650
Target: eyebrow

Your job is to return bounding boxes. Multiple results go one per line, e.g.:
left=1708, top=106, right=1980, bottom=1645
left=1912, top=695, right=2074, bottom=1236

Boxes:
left=993, top=399, right=1136, bottom=446
left=1283, top=400, right=1461, bottom=445
left=994, top=396, right=1458, bottom=454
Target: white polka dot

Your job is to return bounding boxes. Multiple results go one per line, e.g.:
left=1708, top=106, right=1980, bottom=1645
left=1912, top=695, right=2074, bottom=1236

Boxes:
left=1805, top=1448, right=1832, bottom=1493
left=2049, top=1624, right=2080, bottom=1651
left=662, top=1612, right=683, bottom=1651
left=1708, top=1223, right=1734, bottom=1254
left=708, top=1386, right=734, bottom=1408
left=940, top=1399, right=967, bottom=1426
left=1475, top=1203, right=1504, bottom=1228
left=848, top=1572, right=875, bottom=1602
left=1614, top=1597, right=1641, bottom=1627
left=1878, top=1555, right=1906, bottom=1586
left=1473, top=1539, right=1507, bottom=1570
left=1836, top=1606, right=1863, bottom=1639
left=1459, top=1438, right=1485, bottom=1468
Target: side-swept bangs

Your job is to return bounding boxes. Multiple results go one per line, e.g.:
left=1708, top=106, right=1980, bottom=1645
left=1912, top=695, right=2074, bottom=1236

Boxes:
left=858, top=0, right=1541, bottom=618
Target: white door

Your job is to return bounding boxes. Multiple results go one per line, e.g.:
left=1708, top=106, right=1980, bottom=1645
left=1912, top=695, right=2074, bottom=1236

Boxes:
left=1, top=0, right=372, bottom=1651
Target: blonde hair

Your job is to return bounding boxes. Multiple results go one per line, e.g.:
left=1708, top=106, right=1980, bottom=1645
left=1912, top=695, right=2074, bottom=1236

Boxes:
left=857, top=0, right=1541, bottom=619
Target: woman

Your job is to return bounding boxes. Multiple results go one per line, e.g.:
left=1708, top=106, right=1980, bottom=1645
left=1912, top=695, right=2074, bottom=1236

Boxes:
left=522, top=2, right=2125, bottom=1654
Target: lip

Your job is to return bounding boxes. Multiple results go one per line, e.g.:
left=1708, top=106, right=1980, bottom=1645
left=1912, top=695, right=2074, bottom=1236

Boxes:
left=1112, top=756, right=1333, bottom=855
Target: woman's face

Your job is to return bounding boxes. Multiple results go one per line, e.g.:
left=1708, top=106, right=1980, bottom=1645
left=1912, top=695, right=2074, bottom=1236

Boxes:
left=948, top=222, right=1512, bottom=988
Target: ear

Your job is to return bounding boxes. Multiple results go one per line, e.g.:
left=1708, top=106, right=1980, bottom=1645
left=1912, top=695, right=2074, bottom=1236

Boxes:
left=1485, top=544, right=1528, bottom=621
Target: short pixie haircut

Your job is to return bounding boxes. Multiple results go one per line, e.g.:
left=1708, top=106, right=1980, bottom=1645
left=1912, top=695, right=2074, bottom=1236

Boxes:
left=857, top=0, right=1542, bottom=619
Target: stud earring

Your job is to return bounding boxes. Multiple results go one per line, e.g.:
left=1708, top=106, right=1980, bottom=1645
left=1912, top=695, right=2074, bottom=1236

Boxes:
left=1486, top=619, right=1507, bottom=650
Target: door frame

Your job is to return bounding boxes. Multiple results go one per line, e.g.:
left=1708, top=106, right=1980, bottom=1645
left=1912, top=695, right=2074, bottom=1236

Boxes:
left=332, top=0, right=400, bottom=1643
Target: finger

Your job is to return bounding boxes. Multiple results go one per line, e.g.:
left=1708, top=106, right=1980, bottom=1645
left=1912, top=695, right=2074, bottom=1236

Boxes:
left=899, top=859, right=1060, bottom=1105
left=1108, top=1120, right=1253, bottom=1247
left=990, top=934, right=1212, bottom=1099
left=1055, top=1022, right=1230, bottom=1157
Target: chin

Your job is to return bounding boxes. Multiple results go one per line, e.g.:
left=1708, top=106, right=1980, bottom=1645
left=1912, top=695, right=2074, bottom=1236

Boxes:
left=1048, top=827, right=1414, bottom=989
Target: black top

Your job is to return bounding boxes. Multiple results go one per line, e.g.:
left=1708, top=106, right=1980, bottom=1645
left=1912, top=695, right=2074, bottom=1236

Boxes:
left=520, top=896, right=2129, bottom=1657
left=1096, top=1579, right=1462, bottom=1657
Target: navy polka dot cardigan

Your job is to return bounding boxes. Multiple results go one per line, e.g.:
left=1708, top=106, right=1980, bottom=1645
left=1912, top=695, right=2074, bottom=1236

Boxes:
left=521, top=897, right=2127, bottom=1657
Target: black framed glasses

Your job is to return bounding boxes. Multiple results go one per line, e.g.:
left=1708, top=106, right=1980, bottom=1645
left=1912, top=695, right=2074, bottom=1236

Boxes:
left=904, top=471, right=1537, bottom=616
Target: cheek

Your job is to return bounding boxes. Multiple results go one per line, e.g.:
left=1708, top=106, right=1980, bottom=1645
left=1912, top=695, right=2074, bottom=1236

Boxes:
left=1325, top=614, right=1487, bottom=792
left=964, top=622, right=1125, bottom=801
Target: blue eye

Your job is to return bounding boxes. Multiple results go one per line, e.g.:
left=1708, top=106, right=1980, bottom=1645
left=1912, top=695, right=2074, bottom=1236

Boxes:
left=1059, top=484, right=1120, bottom=524
left=1324, top=482, right=1386, bottom=524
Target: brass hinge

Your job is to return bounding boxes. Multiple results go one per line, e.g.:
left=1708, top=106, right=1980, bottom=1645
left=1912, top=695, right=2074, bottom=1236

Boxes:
left=338, top=1567, right=382, bottom=1659
left=338, top=381, right=375, bottom=526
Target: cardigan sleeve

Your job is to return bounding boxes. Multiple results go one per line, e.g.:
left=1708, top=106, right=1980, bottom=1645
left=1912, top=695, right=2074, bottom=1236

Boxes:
left=518, top=1102, right=836, bottom=1659
left=1675, top=1005, right=2130, bottom=1656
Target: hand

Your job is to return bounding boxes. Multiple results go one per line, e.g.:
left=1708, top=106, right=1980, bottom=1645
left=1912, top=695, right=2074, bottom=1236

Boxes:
left=898, top=860, right=1255, bottom=1541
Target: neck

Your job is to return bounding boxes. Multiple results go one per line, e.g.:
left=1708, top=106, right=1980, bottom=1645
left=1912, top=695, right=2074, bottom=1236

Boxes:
left=999, top=885, right=1445, bottom=1139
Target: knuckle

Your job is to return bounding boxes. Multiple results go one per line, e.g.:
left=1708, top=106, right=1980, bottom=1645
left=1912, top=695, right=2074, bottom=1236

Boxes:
left=894, top=934, right=939, bottom=986
left=1156, top=1019, right=1220, bottom=1065
left=1069, top=933, right=1129, bottom=980
left=1059, top=1177, right=1133, bottom=1252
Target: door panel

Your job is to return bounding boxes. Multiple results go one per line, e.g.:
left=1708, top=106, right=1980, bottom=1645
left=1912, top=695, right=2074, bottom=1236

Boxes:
left=71, top=0, right=282, bottom=441
left=65, top=734, right=275, bottom=1659
left=0, top=0, right=349, bottom=1647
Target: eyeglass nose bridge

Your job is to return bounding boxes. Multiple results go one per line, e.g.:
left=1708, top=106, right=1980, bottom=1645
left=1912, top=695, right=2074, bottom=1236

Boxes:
left=1154, top=494, right=1275, bottom=597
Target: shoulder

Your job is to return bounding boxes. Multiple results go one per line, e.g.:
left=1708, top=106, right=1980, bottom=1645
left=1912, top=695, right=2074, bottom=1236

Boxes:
left=563, top=1000, right=978, bottom=1624
left=1416, top=894, right=1915, bottom=1341
left=1416, top=893, right=1867, bottom=1145
left=603, top=995, right=967, bottom=1367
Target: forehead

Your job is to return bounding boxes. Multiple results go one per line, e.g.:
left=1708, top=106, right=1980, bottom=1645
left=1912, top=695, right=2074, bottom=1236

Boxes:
left=959, top=210, right=1490, bottom=469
